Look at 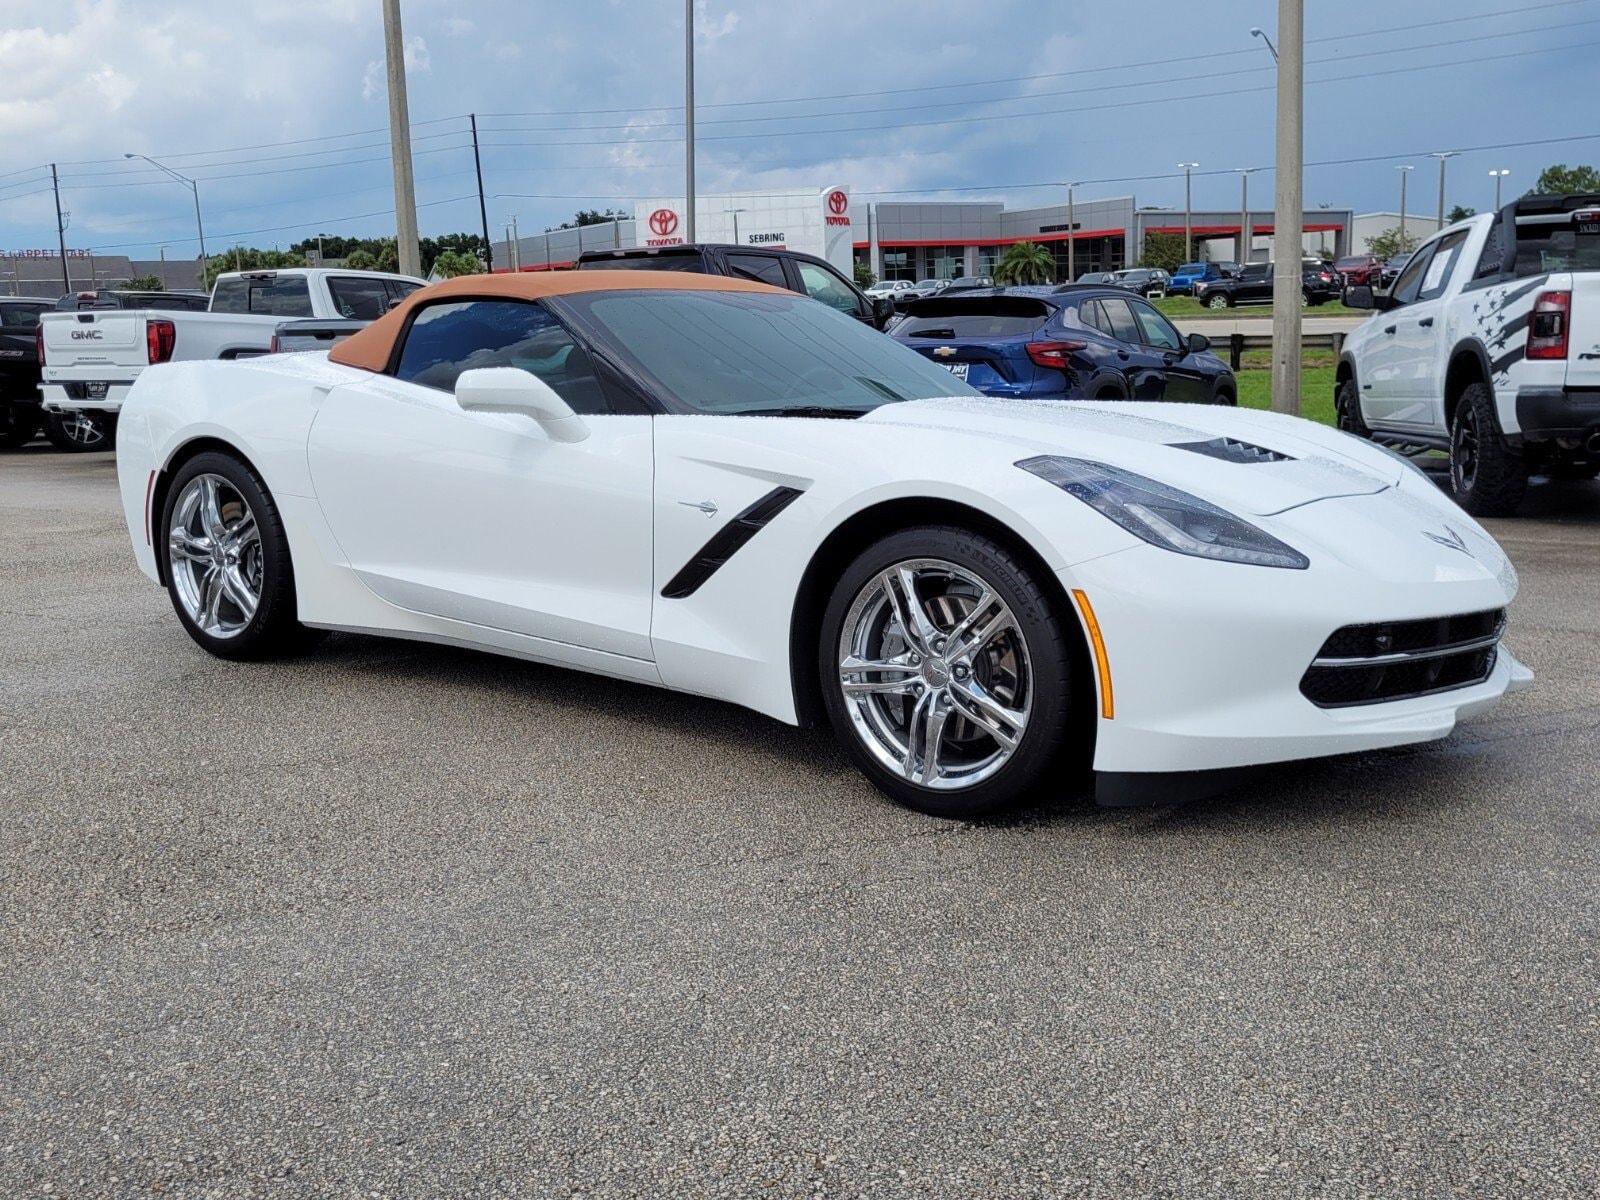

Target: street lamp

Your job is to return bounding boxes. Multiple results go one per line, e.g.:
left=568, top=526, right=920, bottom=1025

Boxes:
left=1178, top=163, right=1199, bottom=259
left=1396, top=165, right=1415, bottom=256
left=1489, top=168, right=1511, bottom=209
left=1427, top=150, right=1459, bottom=225
left=1233, top=167, right=1262, bottom=265
left=1250, top=26, right=1279, bottom=61
left=724, top=207, right=747, bottom=246
left=1064, top=181, right=1082, bottom=282
left=124, top=153, right=206, bottom=268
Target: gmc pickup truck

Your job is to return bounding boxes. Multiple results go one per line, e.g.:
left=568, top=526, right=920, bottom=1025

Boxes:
left=1339, top=193, right=1600, bottom=515
left=37, top=267, right=423, bottom=450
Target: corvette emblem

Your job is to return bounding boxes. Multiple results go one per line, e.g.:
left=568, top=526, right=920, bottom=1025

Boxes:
left=931, top=346, right=957, bottom=357
left=1423, top=525, right=1472, bottom=556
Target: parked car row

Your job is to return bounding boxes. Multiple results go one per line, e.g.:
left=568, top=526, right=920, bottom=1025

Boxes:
left=1193, top=260, right=1340, bottom=309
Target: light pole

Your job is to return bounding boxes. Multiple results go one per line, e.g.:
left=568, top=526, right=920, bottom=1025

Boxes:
left=124, top=153, right=206, bottom=267
left=724, top=207, right=747, bottom=246
left=1233, top=167, right=1261, bottom=264
left=1428, top=150, right=1459, bottom=226
left=158, top=245, right=168, bottom=289
left=1250, top=26, right=1279, bottom=61
left=1268, top=0, right=1302, bottom=417
left=1065, top=182, right=1082, bottom=281
left=1178, top=163, right=1199, bottom=261
left=684, top=0, right=696, bottom=242
left=1489, top=168, right=1510, bottom=210
left=1396, top=164, right=1414, bottom=255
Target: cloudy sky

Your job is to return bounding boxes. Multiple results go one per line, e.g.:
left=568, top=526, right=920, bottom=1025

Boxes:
left=0, top=0, right=1593, bottom=258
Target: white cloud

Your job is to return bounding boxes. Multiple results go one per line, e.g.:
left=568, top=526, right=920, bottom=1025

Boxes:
left=439, top=17, right=476, bottom=37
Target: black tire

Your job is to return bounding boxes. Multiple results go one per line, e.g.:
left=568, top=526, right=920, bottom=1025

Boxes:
left=1335, top=378, right=1371, bottom=439
left=818, top=525, right=1084, bottom=819
left=1213, top=383, right=1237, bottom=406
left=1205, top=293, right=1231, bottom=310
left=0, top=400, right=40, bottom=449
left=1449, top=382, right=1527, bottom=517
left=44, top=410, right=115, bottom=452
left=160, top=450, right=325, bottom=661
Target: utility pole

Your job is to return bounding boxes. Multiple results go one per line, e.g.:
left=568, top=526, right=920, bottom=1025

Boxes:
left=1269, top=0, right=1303, bottom=416
left=1179, top=163, right=1199, bottom=261
left=1066, top=183, right=1079, bottom=282
left=382, top=0, right=421, bottom=278
left=1428, top=151, right=1458, bottom=226
left=159, top=245, right=168, bottom=288
left=1489, top=168, right=1510, bottom=210
left=470, top=114, right=492, bottom=272
left=50, top=163, right=70, bottom=294
left=684, top=0, right=696, bottom=242
left=1234, top=167, right=1260, bottom=263
left=1397, top=165, right=1414, bottom=254
left=725, top=207, right=746, bottom=245
left=511, top=216, right=520, bottom=270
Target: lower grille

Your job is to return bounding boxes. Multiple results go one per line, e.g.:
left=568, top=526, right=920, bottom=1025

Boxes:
left=1299, top=609, right=1505, bottom=708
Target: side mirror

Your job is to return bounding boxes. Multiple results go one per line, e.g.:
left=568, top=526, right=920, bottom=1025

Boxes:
left=454, top=366, right=589, bottom=443
left=872, top=296, right=895, bottom=327
left=1343, top=285, right=1389, bottom=311
left=1186, top=332, right=1211, bottom=354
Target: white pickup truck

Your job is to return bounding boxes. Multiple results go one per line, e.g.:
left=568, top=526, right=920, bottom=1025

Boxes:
left=1339, top=193, right=1600, bottom=515
left=37, top=267, right=423, bottom=450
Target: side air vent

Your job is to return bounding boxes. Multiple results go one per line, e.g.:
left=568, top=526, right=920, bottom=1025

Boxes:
left=661, top=486, right=806, bottom=599
left=1172, top=437, right=1293, bottom=465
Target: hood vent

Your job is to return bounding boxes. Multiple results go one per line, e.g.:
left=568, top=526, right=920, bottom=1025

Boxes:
left=1172, top=437, right=1294, bottom=465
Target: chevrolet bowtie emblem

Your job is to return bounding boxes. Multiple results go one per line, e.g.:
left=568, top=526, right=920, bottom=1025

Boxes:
left=931, top=346, right=957, bottom=357
left=1423, top=525, right=1472, bottom=556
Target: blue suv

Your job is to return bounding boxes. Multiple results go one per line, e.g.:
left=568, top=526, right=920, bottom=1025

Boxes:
left=890, top=285, right=1235, bottom=404
left=1168, top=262, right=1224, bottom=295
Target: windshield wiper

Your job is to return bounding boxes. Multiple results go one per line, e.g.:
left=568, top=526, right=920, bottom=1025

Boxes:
left=721, top=405, right=871, bottom=419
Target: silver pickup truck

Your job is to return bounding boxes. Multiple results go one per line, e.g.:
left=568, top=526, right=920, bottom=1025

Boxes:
left=37, top=267, right=423, bottom=450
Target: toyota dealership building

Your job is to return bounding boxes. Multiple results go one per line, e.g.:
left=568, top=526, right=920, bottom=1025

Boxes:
left=495, top=186, right=1354, bottom=281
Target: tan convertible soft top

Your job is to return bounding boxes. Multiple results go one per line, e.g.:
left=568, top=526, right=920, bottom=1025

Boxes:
left=327, top=269, right=789, bottom=373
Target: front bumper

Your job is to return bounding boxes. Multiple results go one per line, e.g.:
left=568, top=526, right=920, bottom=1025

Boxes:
left=1064, top=489, right=1528, bottom=782
left=39, top=382, right=132, bottom=414
left=1514, top=386, right=1600, bottom=441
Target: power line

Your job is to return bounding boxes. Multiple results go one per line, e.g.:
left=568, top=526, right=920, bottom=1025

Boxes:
left=58, top=143, right=473, bottom=191
left=54, top=114, right=469, bottom=167
left=59, top=130, right=471, bottom=180
left=84, top=194, right=480, bottom=252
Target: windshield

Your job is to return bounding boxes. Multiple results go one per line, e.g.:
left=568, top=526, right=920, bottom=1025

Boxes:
left=579, top=254, right=706, bottom=272
left=559, top=289, right=979, bottom=416
left=1178, top=263, right=1205, bottom=274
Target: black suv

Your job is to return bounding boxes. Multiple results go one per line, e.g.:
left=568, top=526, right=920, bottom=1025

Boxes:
left=1191, top=261, right=1339, bottom=309
left=575, top=244, right=893, bottom=329
left=1, top=297, right=52, bottom=448
left=53, top=289, right=210, bottom=312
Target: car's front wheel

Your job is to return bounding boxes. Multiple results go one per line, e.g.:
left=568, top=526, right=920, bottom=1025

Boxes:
left=44, top=410, right=115, bottom=452
left=819, top=526, right=1082, bottom=819
left=1206, top=293, right=1231, bottom=310
left=162, top=451, right=324, bottom=660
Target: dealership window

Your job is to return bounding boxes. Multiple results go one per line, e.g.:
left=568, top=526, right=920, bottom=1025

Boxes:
left=925, top=246, right=963, bottom=280
left=882, top=249, right=915, bottom=282
left=976, top=245, right=1002, bottom=277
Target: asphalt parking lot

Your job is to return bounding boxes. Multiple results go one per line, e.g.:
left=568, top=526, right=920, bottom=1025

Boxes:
left=2, top=447, right=1598, bottom=1198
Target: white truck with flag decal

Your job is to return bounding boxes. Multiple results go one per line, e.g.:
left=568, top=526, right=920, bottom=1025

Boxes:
left=37, top=267, right=422, bottom=451
left=1338, top=192, right=1600, bottom=515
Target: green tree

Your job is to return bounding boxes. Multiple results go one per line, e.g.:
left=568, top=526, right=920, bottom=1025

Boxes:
left=375, top=239, right=399, bottom=273
left=1446, top=204, right=1476, bottom=224
left=852, top=260, right=876, bottom=289
left=431, top=250, right=482, bottom=278
left=124, top=274, right=164, bottom=291
left=202, top=246, right=306, bottom=289
left=1137, top=231, right=1191, bottom=273
left=344, top=248, right=377, bottom=271
left=548, top=208, right=625, bottom=231
left=994, top=241, right=1053, bottom=285
left=1532, top=163, right=1600, bottom=195
left=1365, top=226, right=1420, bottom=260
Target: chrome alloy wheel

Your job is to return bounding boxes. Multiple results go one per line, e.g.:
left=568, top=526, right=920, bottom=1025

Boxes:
left=61, top=412, right=109, bottom=448
left=168, top=473, right=263, bottom=639
left=837, top=558, right=1033, bottom=790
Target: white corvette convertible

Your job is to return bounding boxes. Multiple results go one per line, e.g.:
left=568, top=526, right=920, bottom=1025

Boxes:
left=114, top=272, right=1531, bottom=817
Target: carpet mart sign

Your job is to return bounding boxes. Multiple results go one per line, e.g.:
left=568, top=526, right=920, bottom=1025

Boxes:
left=631, top=187, right=854, bottom=272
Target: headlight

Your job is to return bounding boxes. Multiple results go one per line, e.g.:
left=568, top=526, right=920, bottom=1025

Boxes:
left=1017, top=455, right=1310, bottom=570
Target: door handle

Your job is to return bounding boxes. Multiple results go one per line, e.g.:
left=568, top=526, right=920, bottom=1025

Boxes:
left=1117, top=350, right=1130, bottom=359
left=1418, top=317, right=1435, bottom=328
left=1383, top=324, right=1397, bottom=335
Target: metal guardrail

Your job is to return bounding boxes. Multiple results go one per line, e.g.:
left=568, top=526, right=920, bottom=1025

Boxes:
left=1224, top=331, right=1345, bottom=370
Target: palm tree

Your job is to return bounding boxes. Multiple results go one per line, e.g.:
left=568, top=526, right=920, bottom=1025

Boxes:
left=994, top=241, right=1054, bottom=285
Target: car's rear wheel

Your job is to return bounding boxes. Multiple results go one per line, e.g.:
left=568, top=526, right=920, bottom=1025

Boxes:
left=162, top=451, right=324, bottom=660
left=1449, top=382, right=1527, bottom=517
left=819, top=527, right=1081, bottom=819
left=44, top=410, right=115, bottom=452
left=0, top=400, right=40, bottom=449
left=1206, top=293, right=1231, bottom=310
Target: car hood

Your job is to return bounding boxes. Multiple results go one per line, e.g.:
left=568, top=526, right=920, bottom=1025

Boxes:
left=859, top=397, right=1403, bottom=517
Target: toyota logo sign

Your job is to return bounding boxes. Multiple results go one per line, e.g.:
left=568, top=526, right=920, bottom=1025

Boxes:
left=649, top=208, right=679, bottom=236
left=828, top=190, right=848, bottom=215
